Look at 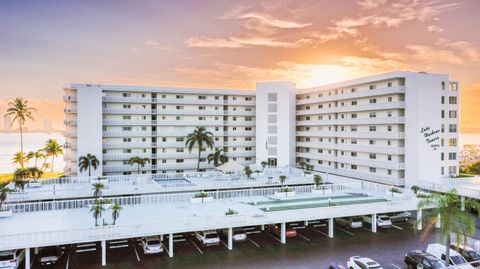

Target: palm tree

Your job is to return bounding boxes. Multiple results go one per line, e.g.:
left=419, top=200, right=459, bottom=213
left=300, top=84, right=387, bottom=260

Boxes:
left=44, top=139, right=64, bottom=172
left=111, top=204, right=123, bottom=225
left=90, top=201, right=106, bottom=226
left=313, top=175, right=323, bottom=189
left=12, top=152, right=28, bottom=168
left=279, top=175, right=287, bottom=188
left=31, top=149, right=45, bottom=168
left=128, top=156, right=150, bottom=174
left=186, top=127, right=214, bottom=172
left=4, top=97, right=36, bottom=168
left=78, top=154, right=100, bottom=177
left=418, top=189, right=480, bottom=266
left=298, top=160, right=306, bottom=172
left=207, top=149, right=227, bottom=167
left=260, top=161, right=268, bottom=171
left=92, top=183, right=105, bottom=198
left=244, top=166, right=253, bottom=179
left=0, top=184, right=13, bottom=210
left=27, top=167, right=43, bottom=183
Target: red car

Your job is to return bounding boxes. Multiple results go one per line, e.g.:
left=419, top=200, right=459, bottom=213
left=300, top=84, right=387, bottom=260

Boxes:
left=267, top=224, right=298, bottom=237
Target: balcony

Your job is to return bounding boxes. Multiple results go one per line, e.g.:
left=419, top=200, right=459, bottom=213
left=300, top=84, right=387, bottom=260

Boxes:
left=64, top=120, right=77, bottom=126
left=296, top=131, right=405, bottom=139
left=296, top=117, right=405, bottom=126
left=63, top=95, right=77, bottom=102
left=296, top=86, right=405, bottom=105
left=102, top=96, right=153, bottom=103
left=296, top=102, right=405, bottom=115
left=103, top=108, right=153, bottom=115
left=296, top=152, right=404, bottom=170
left=103, top=162, right=215, bottom=172
left=295, top=142, right=405, bottom=155
left=64, top=107, right=77, bottom=114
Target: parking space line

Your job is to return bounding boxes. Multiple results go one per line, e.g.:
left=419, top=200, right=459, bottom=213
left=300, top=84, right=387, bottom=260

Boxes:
left=247, top=238, right=260, bottom=248
left=189, top=239, right=204, bottom=255
left=263, top=231, right=283, bottom=243
left=220, top=240, right=229, bottom=249
left=132, top=243, right=141, bottom=262
left=310, top=227, right=330, bottom=238
left=297, top=233, right=311, bottom=242
left=392, top=225, right=403, bottom=231
left=65, top=250, right=70, bottom=269
left=391, top=263, right=401, bottom=269
left=337, top=227, right=355, bottom=236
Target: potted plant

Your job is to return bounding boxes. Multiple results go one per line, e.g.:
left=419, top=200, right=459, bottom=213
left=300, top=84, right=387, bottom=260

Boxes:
left=312, top=175, right=330, bottom=194
left=0, top=185, right=13, bottom=218
left=411, top=185, right=420, bottom=195
left=92, top=182, right=105, bottom=198
left=274, top=175, right=296, bottom=198
left=244, top=166, right=253, bottom=180
left=260, top=161, right=267, bottom=171
left=388, top=187, right=405, bottom=198
left=190, top=191, right=213, bottom=203
left=225, top=208, right=238, bottom=216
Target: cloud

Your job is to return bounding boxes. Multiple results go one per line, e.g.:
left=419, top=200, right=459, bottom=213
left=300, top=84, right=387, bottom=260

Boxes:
left=236, top=12, right=312, bottom=29
left=186, top=36, right=299, bottom=49
left=427, top=25, right=444, bottom=33
left=358, top=0, right=387, bottom=9
left=130, top=46, right=140, bottom=53
left=405, top=45, right=464, bottom=65
left=436, top=39, right=480, bottom=62
left=143, top=39, right=171, bottom=50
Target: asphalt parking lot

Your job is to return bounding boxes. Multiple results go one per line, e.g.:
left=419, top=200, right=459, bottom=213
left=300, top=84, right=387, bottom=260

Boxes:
left=23, top=215, right=446, bottom=269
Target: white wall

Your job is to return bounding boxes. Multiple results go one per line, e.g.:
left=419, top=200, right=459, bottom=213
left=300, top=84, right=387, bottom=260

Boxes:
left=76, top=85, right=103, bottom=177
left=255, top=81, right=296, bottom=167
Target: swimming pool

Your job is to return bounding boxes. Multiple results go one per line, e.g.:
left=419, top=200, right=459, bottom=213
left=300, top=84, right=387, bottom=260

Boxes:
left=153, top=178, right=194, bottom=187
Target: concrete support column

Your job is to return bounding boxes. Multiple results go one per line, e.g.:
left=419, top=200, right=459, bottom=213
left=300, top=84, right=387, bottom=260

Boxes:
left=304, top=220, right=309, bottom=226
left=25, top=248, right=30, bottom=269
left=160, top=234, right=163, bottom=241
left=417, top=209, right=423, bottom=231
left=371, top=213, right=377, bottom=233
left=461, top=196, right=465, bottom=211
left=328, top=218, right=334, bottom=238
left=261, top=224, right=265, bottom=231
left=280, top=222, right=286, bottom=244
left=34, top=248, right=38, bottom=255
left=228, top=227, right=233, bottom=250
left=436, top=213, right=441, bottom=228
left=168, top=233, right=174, bottom=257
left=101, top=240, right=106, bottom=266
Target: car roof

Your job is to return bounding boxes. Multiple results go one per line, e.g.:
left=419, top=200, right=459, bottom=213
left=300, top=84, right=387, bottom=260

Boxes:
left=409, top=250, right=441, bottom=260
left=355, top=257, right=379, bottom=266
left=0, top=250, right=16, bottom=255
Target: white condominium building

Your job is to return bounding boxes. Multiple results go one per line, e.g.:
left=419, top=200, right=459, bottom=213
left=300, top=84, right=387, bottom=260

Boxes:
left=64, top=71, right=459, bottom=187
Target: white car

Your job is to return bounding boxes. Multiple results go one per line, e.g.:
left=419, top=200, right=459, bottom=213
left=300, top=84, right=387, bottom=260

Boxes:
left=426, top=243, right=474, bottom=269
left=195, top=230, right=220, bottom=246
left=347, top=256, right=383, bottom=269
left=141, top=236, right=164, bottom=254
left=0, top=250, right=24, bottom=269
left=363, top=215, right=392, bottom=228
left=336, top=217, right=363, bottom=229
left=221, top=229, right=247, bottom=242
left=390, top=211, right=412, bottom=222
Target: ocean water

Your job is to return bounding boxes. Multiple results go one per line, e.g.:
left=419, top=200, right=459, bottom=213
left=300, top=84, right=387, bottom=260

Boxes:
left=0, top=133, right=65, bottom=173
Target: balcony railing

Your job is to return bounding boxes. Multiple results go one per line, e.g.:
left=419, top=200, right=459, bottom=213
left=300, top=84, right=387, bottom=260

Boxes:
left=296, top=131, right=405, bottom=139
left=296, top=86, right=405, bottom=105
left=296, top=117, right=405, bottom=126
left=296, top=102, right=405, bottom=115
left=295, top=142, right=405, bottom=155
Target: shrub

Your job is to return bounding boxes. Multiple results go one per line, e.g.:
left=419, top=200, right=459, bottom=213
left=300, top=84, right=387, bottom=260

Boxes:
left=225, top=208, right=238, bottom=215
left=193, top=192, right=209, bottom=198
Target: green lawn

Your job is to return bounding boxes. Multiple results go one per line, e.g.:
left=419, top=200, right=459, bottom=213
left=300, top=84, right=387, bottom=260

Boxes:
left=0, top=171, right=64, bottom=185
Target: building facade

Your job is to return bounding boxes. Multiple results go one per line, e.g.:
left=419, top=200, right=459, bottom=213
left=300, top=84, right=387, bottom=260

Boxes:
left=64, top=71, right=459, bottom=187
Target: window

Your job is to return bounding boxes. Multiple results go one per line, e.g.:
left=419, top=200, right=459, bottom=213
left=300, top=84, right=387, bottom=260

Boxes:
left=199, top=106, right=206, bottom=110
left=351, top=165, right=357, bottom=170
left=123, top=138, right=131, bottom=142
left=176, top=137, right=184, bottom=142
left=388, top=111, right=392, bottom=117
left=441, top=110, right=445, bottom=118
left=351, top=126, right=357, bottom=132
left=388, top=140, right=391, bottom=146
left=318, top=93, right=323, bottom=97
left=351, top=152, right=357, bottom=157
left=122, top=93, right=131, bottom=97
left=122, top=104, right=131, bottom=109
left=369, top=98, right=377, bottom=104
left=123, top=149, right=131, bottom=153
left=369, top=126, right=377, bottom=132
left=369, top=153, right=376, bottom=159
left=448, top=138, right=457, bottom=147
left=441, top=96, right=445, bottom=104
left=318, top=104, right=323, bottom=109
left=388, top=96, right=393, bottom=102
left=388, top=125, right=392, bottom=132
left=449, top=96, right=457, bottom=104
left=369, top=140, right=375, bottom=145
left=369, top=167, right=376, bottom=173
left=449, top=124, right=457, bottom=133
left=369, top=85, right=376, bottom=90
left=245, top=97, right=252, bottom=101
left=176, top=159, right=184, bottom=163
left=176, top=95, right=184, bottom=99
left=388, top=155, right=392, bottom=161
left=387, top=82, right=392, bottom=87
left=369, top=112, right=376, bottom=118
left=351, top=139, right=357, bottom=144
left=198, top=96, right=206, bottom=100
left=351, top=101, right=357, bottom=106
left=441, top=153, right=444, bottom=161
left=351, top=88, right=356, bottom=93
left=351, top=113, right=357, bottom=118
left=388, top=170, right=392, bottom=175
left=122, top=127, right=132, bottom=131
left=245, top=147, right=252, bottom=151
left=448, top=152, right=457, bottom=160
left=122, top=115, right=131, bottom=120
left=449, top=110, right=457, bottom=119
left=198, top=116, right=206, bottom=120
left=176, top=148, right=184, bottom=152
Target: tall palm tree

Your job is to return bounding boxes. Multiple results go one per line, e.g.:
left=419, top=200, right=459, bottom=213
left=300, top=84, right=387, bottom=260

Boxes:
left=128, top=156, right=150, bottom=174
left=92, top=182, right=105, bottom=198
left=260, top=161, right=268, bottom=171
left=111, top=204, right=123, bottom=225
left=313, top=174, right=323, bottom=189
left=12, top=152, right=28, bottom=168
left=78, top=154, right=100, bottom=177
left=244, top=166, right=253, bottom=179
left=418, top=189, right=480, bottom=266
left=27, top=167, right=43, bottom=182
left=186, top=127, right=214, bottom=172
left=4, top=97, right=36, bottom=168
left=31, top=149, right=45, bottom=168
left=44, top=139, right=64, bottom=172
left=90, top=201, right=106, bottom=226
left=279, top=175, right=287, bottom=188
left=207, top=148, right=227, bottom=167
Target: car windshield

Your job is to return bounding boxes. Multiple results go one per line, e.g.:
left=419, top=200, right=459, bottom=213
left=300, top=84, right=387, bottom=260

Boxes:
left=205, top=234, right=218, bottom=239
left=147, top=239, right=161, bottom=245
left=451, top=255, right=467, bottom=265
left=369, top=266, right=383, bottom=269
left=40, top=248, right=57, bottom=256
left=234, top=231, right=245, bottom=235
left=352, top=217, right=363, bottom=222
left=0, top=254, right=14, bottom=261
left=379, top=217, right=390, bottom=221
left=430, top=260, right=446, bottom=269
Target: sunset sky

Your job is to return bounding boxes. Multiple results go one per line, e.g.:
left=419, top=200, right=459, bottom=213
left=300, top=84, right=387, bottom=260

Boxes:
left=1, top=0, right=480, bottom=132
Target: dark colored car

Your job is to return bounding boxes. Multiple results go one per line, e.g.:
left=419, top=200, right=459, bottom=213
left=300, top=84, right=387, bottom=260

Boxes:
left=450, top=245, right=480, bottom=266
left=37, top=246, right=64, bottom=267
left=266, top=224, right=297, bottom=238
left=404, top=250, right=446, bottom=269
left=329, top=263, right=347, bottom=269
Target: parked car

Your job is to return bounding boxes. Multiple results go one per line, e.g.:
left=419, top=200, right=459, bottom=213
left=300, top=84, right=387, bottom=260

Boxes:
left=404, top=250, right=446, bottom=269
left=329, top=263, right=347, bottom=269
left=37, top=246, right=64, bottom=267
left=426, top=244, right=474, bottom=269
left=347, top=256, right=383, bottom=269
left=266, top=224, right=297, bottom=237
left=220, top=229, right=247, bottom=242
left=140, top=236, right=164, bottom=254
left=195, top=230, right=220, bottom=246
left=0, top=249, right=25, bottom=269
left=336, top=217, right=363, bottom=229
left=390, top=211, right=412, bottom=222
left=363, top=215, right=392, bottom=228
left=450, top=245, right=480, bottom=266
